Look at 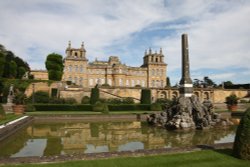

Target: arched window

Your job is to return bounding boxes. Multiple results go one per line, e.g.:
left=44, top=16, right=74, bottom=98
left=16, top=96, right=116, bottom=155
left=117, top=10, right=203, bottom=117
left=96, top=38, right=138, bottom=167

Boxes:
left=74, top=52, right=78, bottom=57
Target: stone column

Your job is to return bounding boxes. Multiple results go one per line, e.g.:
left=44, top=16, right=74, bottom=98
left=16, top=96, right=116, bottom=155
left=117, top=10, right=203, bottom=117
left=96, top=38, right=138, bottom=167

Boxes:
left=179, top=34, right=193, bottom=97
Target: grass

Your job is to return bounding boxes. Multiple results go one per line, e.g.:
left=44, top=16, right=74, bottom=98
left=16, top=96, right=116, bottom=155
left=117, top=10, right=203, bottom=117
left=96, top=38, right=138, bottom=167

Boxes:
left=0, top=114, right=23, bottom=125
left=1, top=150, right=249, bottom=167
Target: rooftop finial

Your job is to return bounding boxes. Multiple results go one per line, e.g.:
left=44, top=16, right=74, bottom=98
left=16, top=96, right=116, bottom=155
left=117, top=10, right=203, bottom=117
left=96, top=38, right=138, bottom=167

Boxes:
left=160, top=48, right=162, bottom=54
left=149, top=47, right=152, bottom=54
left=81, top=42, right=84, bottom=48
left=145, top=49, right=147, bottom=55
left=68, top=41, right=71, bottom=48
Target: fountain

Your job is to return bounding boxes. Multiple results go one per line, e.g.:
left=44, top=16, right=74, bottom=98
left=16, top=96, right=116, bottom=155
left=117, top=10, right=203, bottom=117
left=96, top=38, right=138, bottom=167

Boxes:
left=147, top=34, right=233, bottom=129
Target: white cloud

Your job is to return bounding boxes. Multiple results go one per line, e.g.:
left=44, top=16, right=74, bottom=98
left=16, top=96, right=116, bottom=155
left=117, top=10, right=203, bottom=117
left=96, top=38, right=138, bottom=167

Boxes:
left=0, top=0, right=249, bottom=84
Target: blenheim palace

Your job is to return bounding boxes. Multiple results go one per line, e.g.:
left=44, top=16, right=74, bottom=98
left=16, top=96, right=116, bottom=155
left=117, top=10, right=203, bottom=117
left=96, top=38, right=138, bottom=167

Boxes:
left=61, top=42, right=167, bottom=88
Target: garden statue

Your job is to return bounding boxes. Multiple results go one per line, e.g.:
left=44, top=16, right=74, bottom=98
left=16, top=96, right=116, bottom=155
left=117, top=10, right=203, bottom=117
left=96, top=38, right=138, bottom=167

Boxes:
left=7, top=84, right=14, bottom=104
left=147, top=34, right=233, bottom=129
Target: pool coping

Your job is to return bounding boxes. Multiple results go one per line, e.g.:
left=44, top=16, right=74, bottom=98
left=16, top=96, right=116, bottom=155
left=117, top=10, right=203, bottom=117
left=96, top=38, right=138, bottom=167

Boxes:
left=0, top=142, right=233, bottom=165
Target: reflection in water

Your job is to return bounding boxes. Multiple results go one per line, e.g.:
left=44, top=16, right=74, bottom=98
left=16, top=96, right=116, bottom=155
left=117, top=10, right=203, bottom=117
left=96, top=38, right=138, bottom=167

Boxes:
left=0, top=121, right=237, bottom=157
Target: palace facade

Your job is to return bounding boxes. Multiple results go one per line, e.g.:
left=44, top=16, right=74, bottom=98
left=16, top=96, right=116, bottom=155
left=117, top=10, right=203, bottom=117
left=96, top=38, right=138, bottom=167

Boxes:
left=62, top=42, right=167, bottom=88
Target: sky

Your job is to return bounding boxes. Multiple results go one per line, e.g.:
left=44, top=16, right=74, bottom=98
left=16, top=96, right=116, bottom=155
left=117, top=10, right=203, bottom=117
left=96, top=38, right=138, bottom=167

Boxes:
left=0, top=0, right=250, bottom=85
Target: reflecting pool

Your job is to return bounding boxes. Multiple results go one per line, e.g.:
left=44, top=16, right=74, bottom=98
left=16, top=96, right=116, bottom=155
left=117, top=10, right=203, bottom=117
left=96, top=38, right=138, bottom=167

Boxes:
left=0, top=120, right=237, bottom=157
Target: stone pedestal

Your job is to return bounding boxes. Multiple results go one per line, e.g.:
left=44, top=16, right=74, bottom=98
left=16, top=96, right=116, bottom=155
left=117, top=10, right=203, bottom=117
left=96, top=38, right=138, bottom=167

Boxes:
left=2, top=104, right=13, bottom=113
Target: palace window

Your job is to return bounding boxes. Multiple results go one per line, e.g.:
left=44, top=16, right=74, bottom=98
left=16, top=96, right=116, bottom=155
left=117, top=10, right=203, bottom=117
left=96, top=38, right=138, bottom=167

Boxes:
left=74, top=77, right=78, bottom=84
left=136, top=80, right=140, bottom=85
left=131, top=80, right=135, bottom=87
left=80, top=65, right=83, bottom=73
left=68, top=76, right=72, bottom=81
left=69, top=65, right=72, bottom=72
left=89, top=79, right=93, bottom=86
left=101, top=78, right=105, bottom=84
left=79, top=77, right=83, bottom=86
left=161, top=80, right=164, bottom=87
left=142, top=80, right=145, bottom=87
left=152, top=69, right=155, bottom=76
left=152, top=80, right=155, bottom=87
left=119, top=78, right=123, bottom=86
left=75, top=65, right=78, bottom=72
left=108, top=79, right=112, bottom=86
left=126, top=80, right=129, bottom=86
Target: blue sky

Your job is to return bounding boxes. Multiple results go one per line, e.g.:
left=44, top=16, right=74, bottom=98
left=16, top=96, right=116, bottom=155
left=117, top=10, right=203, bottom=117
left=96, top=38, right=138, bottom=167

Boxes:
left=0, top=0, right=250, bottom=85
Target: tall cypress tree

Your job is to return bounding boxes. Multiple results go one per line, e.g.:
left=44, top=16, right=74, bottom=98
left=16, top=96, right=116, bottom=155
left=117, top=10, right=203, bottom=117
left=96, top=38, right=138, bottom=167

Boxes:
left=90, top=86, right=100, bottom=104
left=45, top=53, right=64, bottom=81
left=140, top=89, right=151, bottom=104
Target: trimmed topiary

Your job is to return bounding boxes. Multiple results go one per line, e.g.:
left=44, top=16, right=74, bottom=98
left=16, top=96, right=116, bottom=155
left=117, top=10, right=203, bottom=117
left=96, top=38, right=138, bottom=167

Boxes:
left=90, top=86, right=99, bottom=104
left=140, top=89, right=151, bottom=104
left=93, top=101, right=109, bottom=113
left=81, top=96, right=90, bottom=104
left=0, top=104, right=6, bottom=119
left=233, top=108, right=250, bottom=160
left=150, top=103, right=162, bottom=111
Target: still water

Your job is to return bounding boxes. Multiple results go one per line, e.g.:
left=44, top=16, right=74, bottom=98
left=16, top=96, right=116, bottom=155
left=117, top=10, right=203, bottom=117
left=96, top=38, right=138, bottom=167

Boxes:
left=0, top=120, right=236, bottom=157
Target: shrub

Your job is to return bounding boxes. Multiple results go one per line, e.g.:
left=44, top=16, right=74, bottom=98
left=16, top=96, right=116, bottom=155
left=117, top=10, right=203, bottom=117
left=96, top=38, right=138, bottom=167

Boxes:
left=64, top=98, right=77, bottom=104
left=31, top=91, right=50, bottom=103
left=108, top=104, right=151, bottom=111
left=25, top=104, right=36, bottom=112
left=233, top=108, right=250, bottom=160
left=122, top=97, right=135, bottom=104
left=225, top=94, right=238, bottom=105
left=90, top=87, right=99, bottom=104
left=33, top=104, right=92, bottom=111
left=13, top=92, right=27, bottom=105
left=0, top=104, right=6, bottom=119
left=150, top=103, right=162, bottom=111
left=140, top=89, right=151, bottom=104
left=49, top=97, right=65, bottom=104
left=93, top=101, right=109, bottom=112
left=106, top=98, right=122, bottom=104
left=81, top=96, right=90, bottom=104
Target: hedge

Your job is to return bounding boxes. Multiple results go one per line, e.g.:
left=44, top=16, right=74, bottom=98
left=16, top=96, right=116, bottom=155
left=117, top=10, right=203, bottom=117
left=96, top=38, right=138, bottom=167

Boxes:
left=32, top=104, right=152, bottom=112
left=33, top=104, right=93, bottom=111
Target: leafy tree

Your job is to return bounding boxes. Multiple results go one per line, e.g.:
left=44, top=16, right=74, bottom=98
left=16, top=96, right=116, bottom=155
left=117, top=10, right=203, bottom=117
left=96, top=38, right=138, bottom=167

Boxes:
left=45, top=53, right=63, bottom=81
left=90, top=86, right=100, bottom=104
left=223, top=81, right=233, bottom=87
left=30, top=91, right=50, bottom=103
left=166, top=77, right=171, bottom=87
left=140, top=89, right=151, bottom=104
left=203, top=76, right=216, bottom=87
left=233, top=108, right=250, bottom=160
left=0, top=52, right=5, bottom=77
left=9, top=60, right=17, bottom=78
left=17, top=67, right=26, bottom=79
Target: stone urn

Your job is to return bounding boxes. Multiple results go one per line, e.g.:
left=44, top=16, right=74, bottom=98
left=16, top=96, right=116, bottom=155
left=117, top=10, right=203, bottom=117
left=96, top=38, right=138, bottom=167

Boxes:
left=12, top=105, right=26, bottom=115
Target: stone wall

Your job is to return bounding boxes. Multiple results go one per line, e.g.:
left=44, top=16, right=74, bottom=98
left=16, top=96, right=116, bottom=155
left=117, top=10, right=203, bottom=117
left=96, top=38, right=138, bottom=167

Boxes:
left=24, top=82, right=249, bottom=104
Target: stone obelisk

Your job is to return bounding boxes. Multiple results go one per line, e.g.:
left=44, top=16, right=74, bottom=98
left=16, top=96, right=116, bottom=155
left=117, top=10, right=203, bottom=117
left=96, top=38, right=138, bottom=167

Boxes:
left=179, top=34, right=193, bottom=97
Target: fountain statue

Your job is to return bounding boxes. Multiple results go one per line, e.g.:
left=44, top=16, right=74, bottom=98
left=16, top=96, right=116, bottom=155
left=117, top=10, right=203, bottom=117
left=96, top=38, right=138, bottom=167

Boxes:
left=147, top=34, right=232, bottom=130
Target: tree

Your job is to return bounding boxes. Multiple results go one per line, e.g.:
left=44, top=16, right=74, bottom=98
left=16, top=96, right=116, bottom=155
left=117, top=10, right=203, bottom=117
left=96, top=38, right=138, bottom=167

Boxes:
left=17, top=67, right=26, bottom=79
left=90, top=86, right=100, bottom=104
left=140, top=89, right=151, bottom=104
left=233, top=108, right=250, bottom=160
left=45, top=53, right=64, bottom=81
left=223, top=81, right=233, bottom=88
left=166, top=77, right=171, bottom=87
left=0, top=52, right=5, bottom=77
left=203, top=76, right=216, bottom=87
left=9, top=60, right=17, bottom=78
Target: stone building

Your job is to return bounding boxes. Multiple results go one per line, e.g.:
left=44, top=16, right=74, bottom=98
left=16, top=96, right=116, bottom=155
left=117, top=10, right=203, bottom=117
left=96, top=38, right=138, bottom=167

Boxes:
left=62, top=42, right=167, bottom=88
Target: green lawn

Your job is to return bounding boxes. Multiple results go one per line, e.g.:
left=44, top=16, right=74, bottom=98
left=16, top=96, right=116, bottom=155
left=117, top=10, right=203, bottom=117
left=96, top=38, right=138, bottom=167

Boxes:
left=1, top=150, right=249, bottom=167
left=0, top=114, right=22, bottom=125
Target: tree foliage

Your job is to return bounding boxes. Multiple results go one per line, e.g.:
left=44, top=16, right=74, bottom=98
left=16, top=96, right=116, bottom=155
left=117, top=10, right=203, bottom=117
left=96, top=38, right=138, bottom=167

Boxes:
left=90, top=86, right=100, bottom=104
left=0, top=44, right=29, bottom=79
left=233, top=108, right=250, bottom=160
left=45, top=53, right=63, bottom=81
left=140, top=89, right=151, bottom=104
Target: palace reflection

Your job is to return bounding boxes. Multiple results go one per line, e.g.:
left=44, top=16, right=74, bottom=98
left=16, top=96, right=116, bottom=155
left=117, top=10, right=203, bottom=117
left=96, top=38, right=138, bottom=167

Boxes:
left=0, top=121, right=236, bottom=157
